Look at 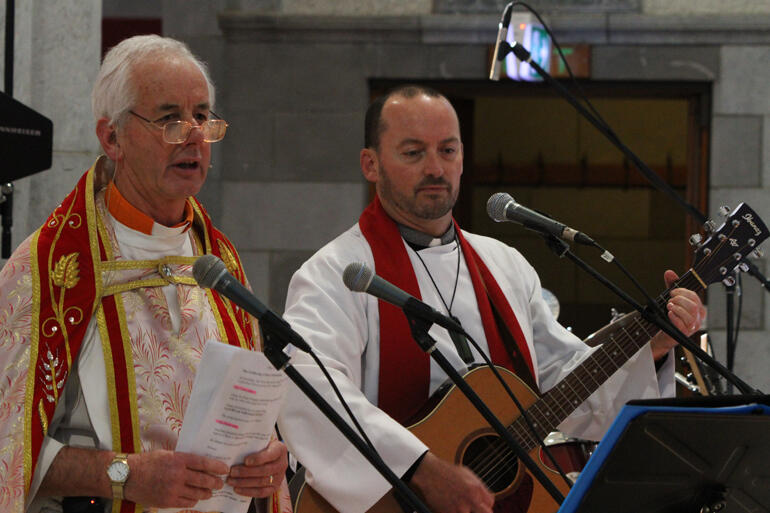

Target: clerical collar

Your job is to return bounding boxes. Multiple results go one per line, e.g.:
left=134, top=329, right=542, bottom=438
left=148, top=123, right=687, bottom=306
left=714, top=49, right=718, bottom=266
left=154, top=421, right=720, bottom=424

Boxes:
left=398, top=223, right=456, bottom=250
left=105, top=181, right=193, bottom=235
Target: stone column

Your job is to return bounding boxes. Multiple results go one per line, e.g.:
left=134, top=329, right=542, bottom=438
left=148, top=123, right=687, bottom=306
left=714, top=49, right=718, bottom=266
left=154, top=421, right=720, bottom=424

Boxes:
left=0, top=0, right=102, bottom=258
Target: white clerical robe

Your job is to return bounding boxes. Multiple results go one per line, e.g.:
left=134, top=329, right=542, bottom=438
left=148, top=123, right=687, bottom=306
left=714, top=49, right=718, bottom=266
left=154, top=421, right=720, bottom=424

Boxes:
left=277, top=223, right=673, bottom=513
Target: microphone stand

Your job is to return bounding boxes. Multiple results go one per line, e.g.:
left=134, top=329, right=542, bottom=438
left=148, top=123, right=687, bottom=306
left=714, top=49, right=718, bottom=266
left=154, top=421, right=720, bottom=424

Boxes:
left=259, top=328, right=433, bottom=513
left=497, top=39, right=770, bottom=293
left=403, top=311, right=566, bottom=506
left=539, top=234, right=760, bottom=395
left=725, top=272, right=737, bottom=395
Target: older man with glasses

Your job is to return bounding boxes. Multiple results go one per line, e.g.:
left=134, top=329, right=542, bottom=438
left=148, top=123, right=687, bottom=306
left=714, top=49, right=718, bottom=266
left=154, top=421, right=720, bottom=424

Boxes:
left=0, top=35, right=292, bottom=513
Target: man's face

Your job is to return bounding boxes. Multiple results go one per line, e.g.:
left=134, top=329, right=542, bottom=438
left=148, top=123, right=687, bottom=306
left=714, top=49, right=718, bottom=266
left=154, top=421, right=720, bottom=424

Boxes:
left=364, top=94, right=463, bottom=235
left=111, top=55, right=212, bottom=221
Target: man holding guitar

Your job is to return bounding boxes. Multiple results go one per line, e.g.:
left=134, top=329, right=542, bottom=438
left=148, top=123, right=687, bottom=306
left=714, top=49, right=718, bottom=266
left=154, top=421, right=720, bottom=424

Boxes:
left=277, top=85, right=705, bottom=513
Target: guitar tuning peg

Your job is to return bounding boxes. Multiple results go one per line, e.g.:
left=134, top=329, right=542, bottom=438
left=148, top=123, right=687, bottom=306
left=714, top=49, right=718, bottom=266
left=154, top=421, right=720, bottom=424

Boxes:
left=688, top=233, right=702, bottom=246
left=752, top=248, right=764, bottom=259
left=739, top=262, right=750, bottom=272
left=719, top=205, right=732, bottom=217
left=722, top=275, right=736, bottom=287
left=703, top=220, right=717, bottom=233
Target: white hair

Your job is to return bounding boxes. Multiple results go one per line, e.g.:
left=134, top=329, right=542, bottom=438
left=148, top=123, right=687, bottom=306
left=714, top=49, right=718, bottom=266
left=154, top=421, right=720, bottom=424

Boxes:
left=91, top=35, right=216, bottom=125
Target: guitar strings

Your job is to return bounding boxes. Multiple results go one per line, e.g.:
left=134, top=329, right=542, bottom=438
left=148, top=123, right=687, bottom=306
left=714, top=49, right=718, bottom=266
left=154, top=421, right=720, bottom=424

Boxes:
left=469, top=313, right=660, bottom=487
left=461, top=260, right=720, bottom=490
left=467, top=311, right=661, bottom=487
left=461, top=238, right=738, bottom=490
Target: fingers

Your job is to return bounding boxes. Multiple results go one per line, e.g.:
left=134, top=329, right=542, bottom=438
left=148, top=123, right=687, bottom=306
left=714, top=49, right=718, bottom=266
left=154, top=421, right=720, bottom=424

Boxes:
left=244, top=439, right=288, bottom=466
left=227, top=441, right=288, bottom=497
left=125, top=451, right=227, bottom=509
left=179, top=452, right=229, bottom=476
left=662, top=269, right=705, bottom=336
left=667, top=289, right=705, bottom=335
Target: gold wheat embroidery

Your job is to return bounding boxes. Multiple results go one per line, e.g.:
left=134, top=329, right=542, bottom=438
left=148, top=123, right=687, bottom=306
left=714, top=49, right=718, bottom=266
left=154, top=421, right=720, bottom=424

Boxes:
left=52, top=253, right=81, bottom=289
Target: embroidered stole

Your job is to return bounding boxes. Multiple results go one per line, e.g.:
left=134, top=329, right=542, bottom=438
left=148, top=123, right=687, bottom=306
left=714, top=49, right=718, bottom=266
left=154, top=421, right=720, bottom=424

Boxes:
left=358, top=197, right=536, bottom=424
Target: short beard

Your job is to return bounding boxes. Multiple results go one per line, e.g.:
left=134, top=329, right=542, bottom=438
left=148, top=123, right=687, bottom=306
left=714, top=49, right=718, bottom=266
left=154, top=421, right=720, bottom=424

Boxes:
left=378, top=166, right=457, bottom=220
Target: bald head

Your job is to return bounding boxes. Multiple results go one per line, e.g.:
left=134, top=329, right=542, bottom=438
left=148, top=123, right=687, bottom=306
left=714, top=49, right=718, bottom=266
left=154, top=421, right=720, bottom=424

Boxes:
left=364, top=85, right=452, bottom=151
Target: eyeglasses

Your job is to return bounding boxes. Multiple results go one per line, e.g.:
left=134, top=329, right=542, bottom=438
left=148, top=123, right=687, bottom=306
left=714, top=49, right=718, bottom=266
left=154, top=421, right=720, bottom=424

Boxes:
left=128, top=110, right=228, bottom=144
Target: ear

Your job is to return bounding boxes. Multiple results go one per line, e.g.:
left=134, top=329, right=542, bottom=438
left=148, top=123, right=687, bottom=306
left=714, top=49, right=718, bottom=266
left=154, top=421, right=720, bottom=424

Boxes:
left=96, top=118, right=122, bottom=161
left=360, top=148, right=379, bottom=183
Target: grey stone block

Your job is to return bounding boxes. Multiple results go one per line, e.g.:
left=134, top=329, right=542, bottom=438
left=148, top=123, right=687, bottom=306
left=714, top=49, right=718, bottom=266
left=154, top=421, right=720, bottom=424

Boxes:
left=220, top=110, right=275, bottom=181
left=268, top=250, right=316, bottom=312
left=710, top=116, right=762, bottom=188
left=163, top=0, right=226, bottom=36
left=425, top=44, right=489, bottom=79
left=220, top=181, right=366, bottom=251
left=434, top=0, right=639, bottom=14
left=707, top=329, right=770, bottom=393
left=762, top=115, right=770, bottom=189
left=607, top=14, right=770, bottom=45
left=238, top=251, right=271, bottom=309
left=592, top=45, right=719, bottom=81
left=274, top=112, right=364, bottom=182
left=103, top=0, right=162, bottom=17
left=223, top=42, right=369, bottom=114
left=369, top=44, right=431, bottom=79
left=715, top=46, right=770, bottom=115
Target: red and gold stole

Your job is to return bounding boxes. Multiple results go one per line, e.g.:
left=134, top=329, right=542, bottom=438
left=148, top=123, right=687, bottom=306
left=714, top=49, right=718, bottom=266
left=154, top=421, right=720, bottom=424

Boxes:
left=358, top=197, right=536, bottom=425
left=24, top=159, right=258, bottom=512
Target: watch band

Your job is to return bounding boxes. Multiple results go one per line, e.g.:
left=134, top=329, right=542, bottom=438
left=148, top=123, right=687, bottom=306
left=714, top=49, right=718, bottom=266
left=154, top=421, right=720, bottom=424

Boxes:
left=109, top=452, right=129, bottom=501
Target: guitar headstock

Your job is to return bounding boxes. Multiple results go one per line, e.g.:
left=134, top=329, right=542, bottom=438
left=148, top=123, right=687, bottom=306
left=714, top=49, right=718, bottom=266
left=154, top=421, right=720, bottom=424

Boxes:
left=692, top=203, right=768, bottom=287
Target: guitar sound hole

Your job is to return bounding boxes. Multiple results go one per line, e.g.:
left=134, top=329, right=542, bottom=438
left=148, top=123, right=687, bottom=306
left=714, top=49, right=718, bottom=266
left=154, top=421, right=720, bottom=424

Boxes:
left=462, top=435, right=518, bottom=493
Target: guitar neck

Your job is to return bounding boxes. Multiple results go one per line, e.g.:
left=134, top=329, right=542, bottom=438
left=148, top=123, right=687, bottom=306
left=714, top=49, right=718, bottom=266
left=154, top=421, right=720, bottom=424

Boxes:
left=508, top=268, right=705, bottom=450
left=513, top=311, right=657, bottom=449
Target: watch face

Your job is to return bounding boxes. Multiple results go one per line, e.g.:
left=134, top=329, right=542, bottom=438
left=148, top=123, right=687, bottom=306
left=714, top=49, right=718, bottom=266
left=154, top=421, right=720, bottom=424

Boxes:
left=107, top=461, right=129, bottom=482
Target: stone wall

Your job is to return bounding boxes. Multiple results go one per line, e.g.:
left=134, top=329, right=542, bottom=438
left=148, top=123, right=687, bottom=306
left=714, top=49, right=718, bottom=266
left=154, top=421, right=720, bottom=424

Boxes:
left=0, top=1, right=101, bottom=250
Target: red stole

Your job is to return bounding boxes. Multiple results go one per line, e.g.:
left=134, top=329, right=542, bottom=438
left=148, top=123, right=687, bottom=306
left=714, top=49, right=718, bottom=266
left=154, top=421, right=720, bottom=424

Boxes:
left=358, top=197, right=535, bottom=424
left=25, top=161, right=257, bottom=511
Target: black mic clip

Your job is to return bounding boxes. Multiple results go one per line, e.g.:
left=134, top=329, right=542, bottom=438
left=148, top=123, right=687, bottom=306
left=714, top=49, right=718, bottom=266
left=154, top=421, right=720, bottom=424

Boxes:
left=403, top=307, right=438, bottom=354
left=541, top=233, right=570, bottom=258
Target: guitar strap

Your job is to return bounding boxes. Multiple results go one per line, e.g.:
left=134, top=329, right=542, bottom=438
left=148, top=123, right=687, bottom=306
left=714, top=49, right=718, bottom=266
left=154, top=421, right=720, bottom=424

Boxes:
left=359, top=197, right=537, bottom=424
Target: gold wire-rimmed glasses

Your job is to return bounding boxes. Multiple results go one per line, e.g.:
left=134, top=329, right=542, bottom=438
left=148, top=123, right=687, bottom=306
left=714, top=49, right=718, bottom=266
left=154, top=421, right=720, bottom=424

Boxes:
left=129, top=110, right=228, bottom=144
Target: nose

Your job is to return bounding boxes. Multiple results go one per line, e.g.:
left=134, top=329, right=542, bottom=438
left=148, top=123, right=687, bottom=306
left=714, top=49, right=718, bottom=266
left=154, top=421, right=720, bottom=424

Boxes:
left=423, top=150, right=445, bottom=177
left=184, top=123, right=206, bottom=144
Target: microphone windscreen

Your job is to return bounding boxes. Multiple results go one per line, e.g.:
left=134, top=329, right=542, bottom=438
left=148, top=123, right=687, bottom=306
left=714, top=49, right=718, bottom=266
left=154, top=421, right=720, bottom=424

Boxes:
left=343, top=262, right=373, bottom=293
left=487, top=192, right=514, bottom=222
left=193, top=254, right=227, bottom=289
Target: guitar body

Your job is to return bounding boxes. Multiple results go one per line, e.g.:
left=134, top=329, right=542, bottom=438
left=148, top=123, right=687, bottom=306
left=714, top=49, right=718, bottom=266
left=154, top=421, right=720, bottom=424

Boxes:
left=292, top=366, right=567, bottom=513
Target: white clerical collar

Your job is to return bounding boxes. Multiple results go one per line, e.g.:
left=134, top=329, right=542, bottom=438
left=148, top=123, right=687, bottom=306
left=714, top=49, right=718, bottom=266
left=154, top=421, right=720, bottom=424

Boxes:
left=398, top=223, right=456, bottom=250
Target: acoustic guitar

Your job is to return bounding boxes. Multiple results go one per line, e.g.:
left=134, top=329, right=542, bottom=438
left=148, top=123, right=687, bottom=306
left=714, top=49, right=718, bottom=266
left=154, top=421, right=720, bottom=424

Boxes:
left=291, top=203, right=767, bottom=513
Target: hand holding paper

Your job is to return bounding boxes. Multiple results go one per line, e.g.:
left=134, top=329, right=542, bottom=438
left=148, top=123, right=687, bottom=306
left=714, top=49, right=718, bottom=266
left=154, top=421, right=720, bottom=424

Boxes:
left=159, top=340, right=288, bottom=513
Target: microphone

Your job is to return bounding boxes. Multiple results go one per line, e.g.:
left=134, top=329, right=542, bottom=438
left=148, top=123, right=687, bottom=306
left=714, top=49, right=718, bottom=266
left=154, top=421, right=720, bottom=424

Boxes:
left=193, top=254, right=312, bottom=353
left=487, top=192, right=596, bottom=246
left=343, top=262, right=465, bottom=335
left=489, top=3, right=514, bottom=81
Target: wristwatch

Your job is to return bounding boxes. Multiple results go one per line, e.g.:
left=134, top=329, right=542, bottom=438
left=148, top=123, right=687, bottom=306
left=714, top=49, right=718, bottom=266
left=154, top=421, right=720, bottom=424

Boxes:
left=106, top=453, right=130, bottom=501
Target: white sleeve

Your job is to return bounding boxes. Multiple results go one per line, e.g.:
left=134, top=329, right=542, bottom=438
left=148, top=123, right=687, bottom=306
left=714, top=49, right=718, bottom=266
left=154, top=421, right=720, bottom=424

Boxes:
left=26, top=436, right=65, bottom=512
left=497, top=243, right=673, bottom=441
left=277, top=236, right=428, bottom=513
